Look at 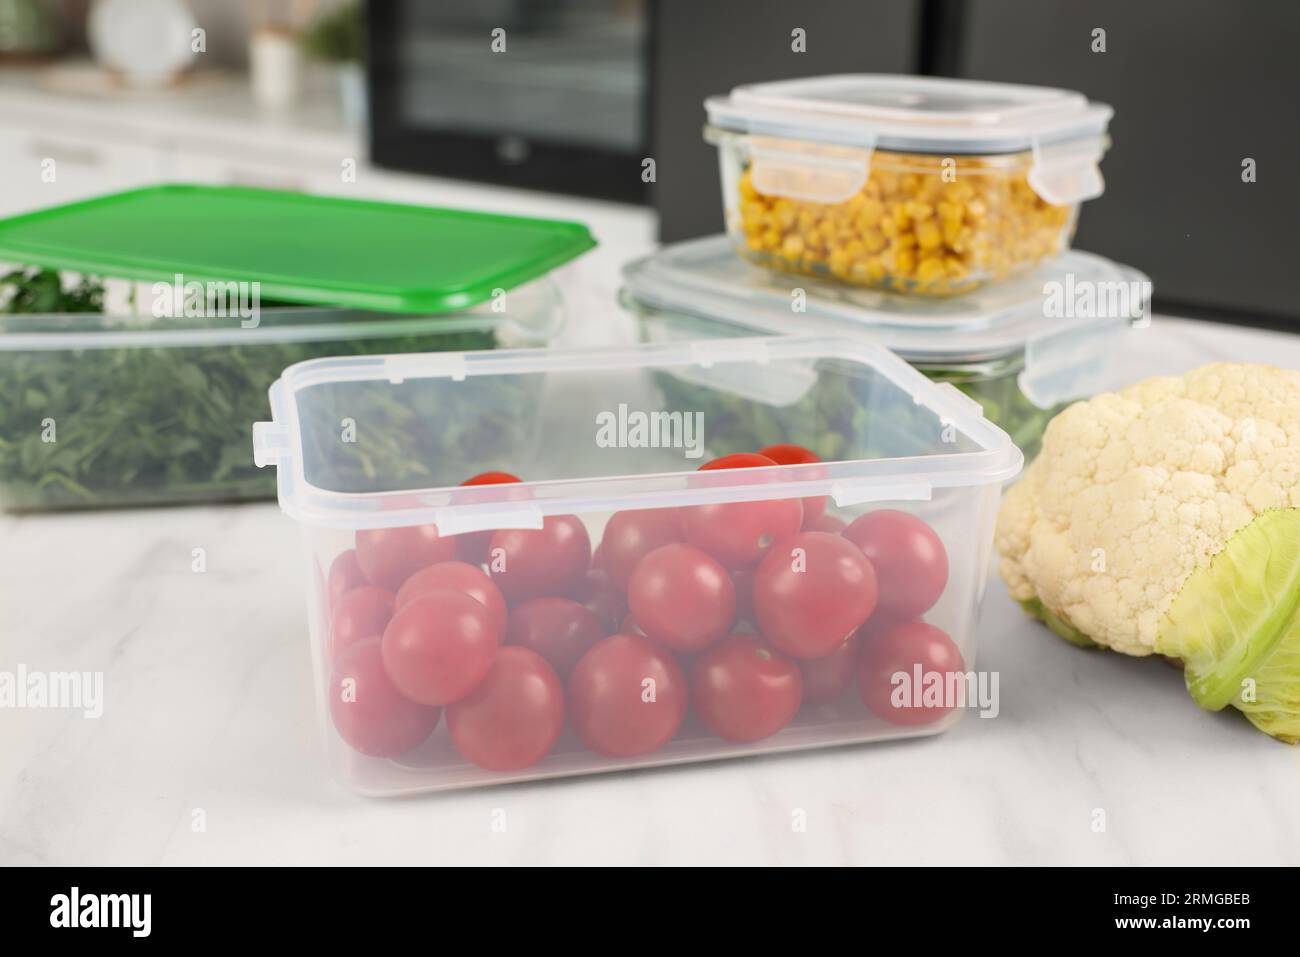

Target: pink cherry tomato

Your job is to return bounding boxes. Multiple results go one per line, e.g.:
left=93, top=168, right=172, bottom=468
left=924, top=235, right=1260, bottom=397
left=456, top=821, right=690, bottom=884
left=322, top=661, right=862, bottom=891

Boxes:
left=857, top=621, right=965, bottom=726
left=327, top=549, right=366, bottom=611
left=568, top=633, right=688, bottom=757
left=329, top=638, right=441, bottom=757
left=681, top=454, right=803, bottom=569
left=843, top=509, right=948, bottom=620
left=753, top=531, right=877, bottom=659
left=380, top=589, right=500, bottom=705
left=356, top=524, right=457, bottom=591
left=628, top=543, right=736, bottom=652
left=690, top=633, right=803, bottom=742
left=394, top=560, right=507, bottom=639
left=447, top=646, right=565, bottom=771
left=330, top=585, right=395, bottom=659
left=488, top=515, right=592, bottom=603
left=599, top=508, right=683, bottom=590
left=506, top=596, right=608, bottom=677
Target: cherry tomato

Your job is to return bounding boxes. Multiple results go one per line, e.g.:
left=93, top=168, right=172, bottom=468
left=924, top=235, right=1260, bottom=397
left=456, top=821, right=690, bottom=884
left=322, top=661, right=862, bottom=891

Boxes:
left=568, top=633, right=688, bottom=757
left=682, top=453, right=803, bottom=569
left=455, top=471, right=522, bottom=566
left=806, top=513, right=847, bottom=535
left=753, top=531, right=877, bottom=659
left=505, top=597, right=607, bottom=677
left=380, top=589, right=500, bottom=705
left=356, top=524, right=457, bottom=591
left=330, top=585, right=395, bottom=659
left=599, top=508, right=683, bottom=590
left=628, top=543, right=736, bottom=652
left=690, top=633, right=802, bottom=742
left=799, top=629, right=862, bottom=705
left=329, top=638, right=441, bottom=757
left=843, top=509, right=948, bottom=620
left=447, top=646, right=565, bottom=771
left=488, top=515, right=592, bottom=603
left=858, top=621, right=965, bottom=726
left=758, top=443, right=828, bottom=527
left=393, top=560, right=507, bottom=639
left=327, top=549, right=366, bottom=611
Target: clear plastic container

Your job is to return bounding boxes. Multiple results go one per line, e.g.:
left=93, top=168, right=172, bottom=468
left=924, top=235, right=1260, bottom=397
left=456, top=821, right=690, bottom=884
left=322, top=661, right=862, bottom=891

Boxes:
left=621, top=236, right=1149, bottom=458
left=0, top=277, right=562, bottom=511
left=705, top=75, right=1112, bottom=296
left=254, top=337, right=1022, bottom=795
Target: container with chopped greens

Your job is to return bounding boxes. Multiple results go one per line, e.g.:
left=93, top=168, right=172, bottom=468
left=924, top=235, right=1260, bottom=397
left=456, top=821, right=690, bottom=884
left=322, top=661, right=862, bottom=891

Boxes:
left=0, top=271, right=565, bottom=510
left=621, top=236, right=1149, bottom=460
left=0, top=185, right=595, bottom=510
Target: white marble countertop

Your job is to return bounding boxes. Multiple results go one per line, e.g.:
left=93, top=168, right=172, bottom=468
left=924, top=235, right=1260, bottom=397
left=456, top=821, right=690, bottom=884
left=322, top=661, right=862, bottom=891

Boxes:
left=2, top=163, right=1299, bottom=863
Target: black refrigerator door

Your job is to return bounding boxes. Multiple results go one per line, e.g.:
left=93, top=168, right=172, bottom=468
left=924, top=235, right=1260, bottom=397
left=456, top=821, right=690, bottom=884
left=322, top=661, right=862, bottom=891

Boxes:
left=954, top=0, right=1300, bottom=326
left=652, top=0, right=923, bottom=243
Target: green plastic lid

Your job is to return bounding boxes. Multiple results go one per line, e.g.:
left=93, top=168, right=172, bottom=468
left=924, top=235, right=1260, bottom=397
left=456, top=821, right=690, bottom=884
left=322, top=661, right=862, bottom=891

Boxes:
left=0, top=184, right=596, bottom=313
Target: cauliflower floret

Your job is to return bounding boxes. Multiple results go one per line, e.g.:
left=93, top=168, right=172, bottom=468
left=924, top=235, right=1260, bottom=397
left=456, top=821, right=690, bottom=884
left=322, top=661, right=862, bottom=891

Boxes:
left=996, top=363, right=1300, bottom=657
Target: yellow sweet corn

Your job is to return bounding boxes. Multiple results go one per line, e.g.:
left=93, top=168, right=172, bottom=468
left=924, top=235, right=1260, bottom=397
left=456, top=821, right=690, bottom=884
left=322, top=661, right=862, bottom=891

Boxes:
left=731, top=150, right=1076, bottom=296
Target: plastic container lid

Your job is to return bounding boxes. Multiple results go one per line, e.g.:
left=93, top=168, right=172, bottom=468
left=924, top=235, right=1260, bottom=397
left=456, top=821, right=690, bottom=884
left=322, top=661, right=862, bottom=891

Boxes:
left=253, top=336, right=1023, bottom=532
left=706, top=75, right=1112, bottom=205
left=0, top=185, right=596, bottom=314
left=621, top=235, right=1150, bottom=409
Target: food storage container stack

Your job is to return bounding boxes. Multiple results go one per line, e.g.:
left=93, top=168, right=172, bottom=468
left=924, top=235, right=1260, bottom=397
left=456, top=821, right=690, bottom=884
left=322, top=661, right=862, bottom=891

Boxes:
left=0, top=185, right=595, bottom=509
left=705, top=75, right=1112, bottom=296
left=621, top=236, right=1150, bottom=458
left=255, top=336, right=1022, bottom=794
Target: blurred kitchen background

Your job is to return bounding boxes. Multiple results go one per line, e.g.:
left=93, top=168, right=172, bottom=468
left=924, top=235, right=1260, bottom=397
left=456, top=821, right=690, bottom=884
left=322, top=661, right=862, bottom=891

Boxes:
left=1, top=0, right=1295, bottom=327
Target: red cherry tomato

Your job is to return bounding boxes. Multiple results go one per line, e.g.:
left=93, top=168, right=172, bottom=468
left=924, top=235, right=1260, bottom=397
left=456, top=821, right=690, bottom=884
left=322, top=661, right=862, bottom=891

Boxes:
left=805, top=513, right=847, bottom=535
left=380, top=589, right=500, bottom=705
left=599, top=508, right=683, bottom=590
left=447, top=646, right=565, bottom=771
left=394, top=560, right=507, bottom=639
left=329, top=638, right=441, bottom=757
left=627, top=543, right=736, bottom=652
left=488, top=514, right=592, bottom=602
left=505, top=597, right=607, bottom=677
left=858, top=621, right=965, bottom=726
left=568, top=633, right=688, bottom=757
left=843, top=509, right=949, bottom=620
left=330, top=585, right=395, bottom=659
left=356, top=524, right=457, bottom=590
left=682, top=453, right=803, bottom=569
left=753, top=531, right=878, bottom=659
left=455, top=471, right=522, bottom=566
left=690, top=633, right=802, bottom=742
left=758, top=443, right=828, bottom=527
left=799, top=629, right=862, bottom=705
left=327, top=549, right=366, bottom=611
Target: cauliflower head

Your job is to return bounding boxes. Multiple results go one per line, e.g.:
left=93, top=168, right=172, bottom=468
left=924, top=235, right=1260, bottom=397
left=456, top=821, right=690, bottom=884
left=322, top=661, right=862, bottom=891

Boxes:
left=998, top=363, right=1300, bottom=653
left=996, top=363, right=1300, bottom=741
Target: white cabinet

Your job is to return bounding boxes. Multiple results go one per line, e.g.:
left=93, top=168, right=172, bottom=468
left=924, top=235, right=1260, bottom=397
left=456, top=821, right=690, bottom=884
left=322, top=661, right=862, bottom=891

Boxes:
left=0, top=124, right=162, bottom=218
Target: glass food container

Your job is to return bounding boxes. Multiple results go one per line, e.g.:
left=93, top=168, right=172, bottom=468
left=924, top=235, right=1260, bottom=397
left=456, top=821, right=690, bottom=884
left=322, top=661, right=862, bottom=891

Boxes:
left=705, top=75, right=1112, bottom=296
left=621, top=235, right=1149, bottom=459
left=254, top=336, right=1022, bottom=795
